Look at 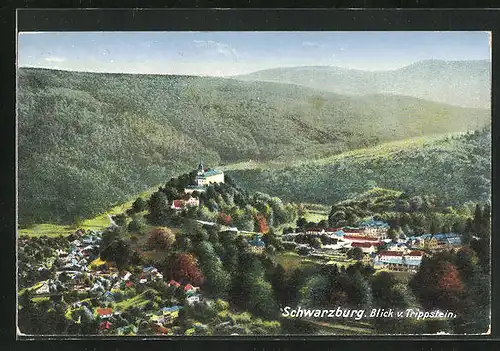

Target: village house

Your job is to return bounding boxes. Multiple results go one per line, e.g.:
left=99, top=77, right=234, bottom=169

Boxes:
left=171, top=196, right=200, bottom=212
left=351, top=242, right=377, bottom=254
left=186, top=294, right=202, bottom=305
left=184, top=284, right=200, bottom=296
left=359, top=219, right=390, bottom=239
left=433, top=233, right=462, bottom=249
left=161, top=306, right=182, bottom=314
left=425, top=237, right=439, bottom=251
left=341, top=227, right=363, bottom=236
left=406, top=250, right=424, bottom=262
left=139, top=266, right=163, bottom=282
left=96, top=307, right=113, bottom=319
left=385, top=242, right=409, bottom=253
left=248, top=234, right=266, bottom=254
left=374, top=250, right=423, bottom=272
left=167, top=280, right=181, bottom=288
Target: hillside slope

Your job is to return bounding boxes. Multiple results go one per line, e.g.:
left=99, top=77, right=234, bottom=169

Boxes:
left=233, top=60, right=491, bottom=109
left=226, top=129, right=491, bottom=207
left=18, top=68, right=489, bottom=224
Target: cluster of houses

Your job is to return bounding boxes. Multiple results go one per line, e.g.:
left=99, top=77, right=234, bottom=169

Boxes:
left=302, top=220, right=390, bottom=241
left=291, top=219, right=464, bottom=272
left=24, top=225, right=208, bottom=335
left=170, top=162, right=225, bottom=212
left=58, top=230, right=103, bottom=271
left=373, top=250, right=424, bottom=272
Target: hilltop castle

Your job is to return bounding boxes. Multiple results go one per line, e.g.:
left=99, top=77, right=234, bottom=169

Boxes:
left=184, top=161, right=224, bottom=194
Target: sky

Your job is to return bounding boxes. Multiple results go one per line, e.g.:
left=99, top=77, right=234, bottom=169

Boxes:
left=17, top=31, right=491, bottom=77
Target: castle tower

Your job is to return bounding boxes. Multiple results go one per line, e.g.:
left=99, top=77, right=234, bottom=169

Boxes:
left=197, top=161, right=204, bottom=175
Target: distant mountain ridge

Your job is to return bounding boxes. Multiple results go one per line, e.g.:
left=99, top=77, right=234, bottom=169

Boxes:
left=232, top=59, right=491, bottom=109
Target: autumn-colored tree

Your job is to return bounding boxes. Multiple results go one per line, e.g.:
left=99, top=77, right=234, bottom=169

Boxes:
left=411, top=257, right=465, bottom=312
left=217, top=212, right=232, bottom=226
left=147, top=227, right=176, bottom=250
left=438, top=262, right=464, bottom=297
left=255, top=214, right=269, bottom=233
left=171, top=253, right=205, bottom=286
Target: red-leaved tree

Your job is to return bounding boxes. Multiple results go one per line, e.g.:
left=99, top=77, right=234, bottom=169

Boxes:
left=255, top=214, right=269, bottom=233
left=217, top=212, right=232, bottom=226
left=171, top=253, right=205, bottom=286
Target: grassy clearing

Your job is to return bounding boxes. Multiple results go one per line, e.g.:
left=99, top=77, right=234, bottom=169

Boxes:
left=19, top=186, right=160, bottom=237
left=32, top=296, right=50, bottom=303
left=115, top=290, right=152, bottom=311
left=303, top=211, right=328, bottom=223
left=275, top=252, right=318, bottom=271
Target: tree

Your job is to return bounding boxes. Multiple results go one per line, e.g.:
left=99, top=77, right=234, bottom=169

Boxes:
left=147, top=191, right=170, bottom=225
left=217, top=212, right=232, bottom=226
left=132, top=197, right=147, bottom=213
left=112, top=213, right=127, bottom=227
left=171, top=253, right=205, bottom=286
left=296, top=217, right=307, bottom=231
left=128, top=214, right=146, bottom=233
left=344, top=271, right=372, bottom=308
left=348, top=247, right=364, bottom=261
left=100, top=238, right=132, bottom=270
left=195, top=242, right=231, bottom=297
left=411, top=258, right=464, bottom=311
left=473, top=204, right=482, bottom=234
left=147, top=227, right=176, bottom=250
left=329, top=210, right=347, bottom=227
left=311, top=237, right=322, bottom=250
left=255, top=214, right=269, bottom=234
left=387, top=228, right=398, bottom=241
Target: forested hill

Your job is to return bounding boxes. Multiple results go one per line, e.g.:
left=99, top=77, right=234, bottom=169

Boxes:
left=18, top=68, right=490, bottom=225
left=233, top=60, right=491, bottom=109
left=226, top=129, right=491, bottom=207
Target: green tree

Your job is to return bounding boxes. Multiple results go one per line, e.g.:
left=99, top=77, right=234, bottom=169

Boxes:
left=132, top=197, right=147, bottom=213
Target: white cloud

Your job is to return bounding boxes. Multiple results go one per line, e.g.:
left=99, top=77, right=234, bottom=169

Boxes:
left=193, top=40, right=238, bottom=60
left=44, top=56, right=66, bottom=63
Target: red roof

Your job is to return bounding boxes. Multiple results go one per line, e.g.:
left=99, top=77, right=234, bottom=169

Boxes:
left=125, top=281, right=134, bottom=287
left=168, top=280, right=180, bottom=287
left=96, top=308, right=113, bottom=316
left=408, top=250, right=424, bottom=256
left=326, top=228, right=342, bottom=232
left=343, top=228, right=361, bottom=233
left=352, top=242, right=375, bottom=248
left=173, top=200, right=185, bottom=208
left=378, top=251, right=404, bottom=257
left=344, top=235, right=380, bottom=242
left=184, top=284, right=194, bottom=291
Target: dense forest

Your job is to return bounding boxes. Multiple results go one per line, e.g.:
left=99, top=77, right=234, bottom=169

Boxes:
left=227, top=129, right=491, bottom=208
left=18, top=68, right=490, bottom=225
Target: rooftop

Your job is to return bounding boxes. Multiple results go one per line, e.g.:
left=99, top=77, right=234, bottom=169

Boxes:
left=198, top=169, right=223, bottom=177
